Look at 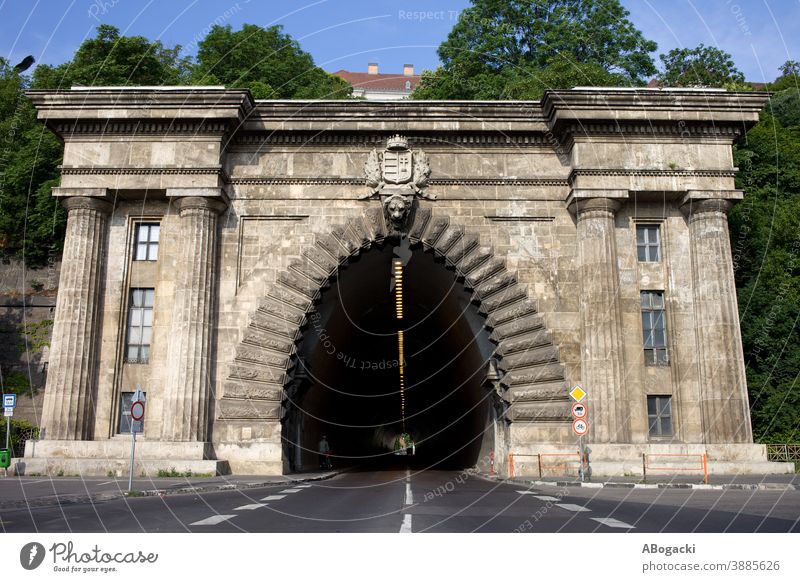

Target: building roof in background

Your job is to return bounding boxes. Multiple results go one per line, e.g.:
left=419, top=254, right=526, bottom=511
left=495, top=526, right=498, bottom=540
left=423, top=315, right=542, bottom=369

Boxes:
left=333, top=70, right=421, bottom=93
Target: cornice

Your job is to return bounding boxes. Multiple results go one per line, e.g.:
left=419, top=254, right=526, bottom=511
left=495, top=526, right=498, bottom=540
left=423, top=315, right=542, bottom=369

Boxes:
left=228, top=176, right=569, bottom=187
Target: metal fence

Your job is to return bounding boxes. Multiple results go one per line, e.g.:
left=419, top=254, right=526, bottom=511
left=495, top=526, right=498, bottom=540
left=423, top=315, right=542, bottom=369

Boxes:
left=766, top=444, right=800, bottom=462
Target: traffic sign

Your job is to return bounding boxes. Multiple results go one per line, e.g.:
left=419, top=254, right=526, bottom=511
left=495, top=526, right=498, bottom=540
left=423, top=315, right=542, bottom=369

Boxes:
left=571, top=402, right=587, bottom=419
left=3, top=407, right=13, bottom=417
left=569, top=386, right=586, bottom=402
left=132, top=387, right=145, bottom=404
left=2, top=394, right=16, bottom=408
left=130, top=400, right=145, bottom=421
left=572, top=418, right=589, bottom=436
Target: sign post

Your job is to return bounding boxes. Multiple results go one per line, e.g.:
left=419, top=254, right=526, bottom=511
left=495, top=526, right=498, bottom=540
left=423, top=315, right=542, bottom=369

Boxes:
left=128, top=387, right=145, bottom=492
left=570, top=386, right=589, bottom=482
left=3, top=394, right=17, bottom=451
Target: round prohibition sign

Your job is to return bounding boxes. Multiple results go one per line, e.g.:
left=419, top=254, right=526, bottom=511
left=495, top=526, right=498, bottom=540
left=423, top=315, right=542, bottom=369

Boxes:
left=130, top=400, right=145, bottom=421
left=571, top=402, right=587, bottom=419
left=572, top=418, right=589, bottom=436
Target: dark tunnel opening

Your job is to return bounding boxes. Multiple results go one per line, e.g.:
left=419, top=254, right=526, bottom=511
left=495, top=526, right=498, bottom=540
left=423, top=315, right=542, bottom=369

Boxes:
left=283, top=242, right=499, bottom=472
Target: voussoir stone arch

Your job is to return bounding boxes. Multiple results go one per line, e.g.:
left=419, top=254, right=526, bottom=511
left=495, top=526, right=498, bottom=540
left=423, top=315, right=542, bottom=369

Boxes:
left=218, top=204, right=573, bottom=429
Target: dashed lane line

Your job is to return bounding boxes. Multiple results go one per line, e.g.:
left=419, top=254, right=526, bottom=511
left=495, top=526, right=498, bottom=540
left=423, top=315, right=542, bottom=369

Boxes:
left=280, top=488, right=302, bottom=493
left=555, top=503, right=591, bottom=512
left=533, top=495, right=560, bottom=501
left=399, top=514, right=412, bottom=533
left=234, top=503, right=268, bottom=511
left=189, top=515, right=236, bottom=526
left=405, top=483, right=413, bottom=505
left=516, top=491, right=541, bottom=495
left=590, top=517, right=635, bottom=529
left=260, top=495, right=287, bottom=502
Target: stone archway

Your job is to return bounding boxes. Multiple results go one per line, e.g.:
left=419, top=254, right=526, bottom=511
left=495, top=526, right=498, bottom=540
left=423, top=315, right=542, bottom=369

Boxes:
left=217, top=203, right=573, bottom=472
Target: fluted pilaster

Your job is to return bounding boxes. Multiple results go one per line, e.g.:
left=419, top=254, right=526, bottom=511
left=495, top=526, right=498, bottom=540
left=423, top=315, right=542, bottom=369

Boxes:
left=162, top=195, right=226, bottom=441
left=573, top=197, right=629, bottom=443
left=41, top=195, right=112, bottom=440
left=685, top=198, right=752, bottom=443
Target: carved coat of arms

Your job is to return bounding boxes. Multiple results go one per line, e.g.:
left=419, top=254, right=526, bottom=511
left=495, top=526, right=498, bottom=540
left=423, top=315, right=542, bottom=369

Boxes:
left=362, top=135, right=434, bottom=200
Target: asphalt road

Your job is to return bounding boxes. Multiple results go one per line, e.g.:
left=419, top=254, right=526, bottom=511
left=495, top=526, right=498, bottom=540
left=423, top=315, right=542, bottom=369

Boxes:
left=2, top=468, right=799, bottom=533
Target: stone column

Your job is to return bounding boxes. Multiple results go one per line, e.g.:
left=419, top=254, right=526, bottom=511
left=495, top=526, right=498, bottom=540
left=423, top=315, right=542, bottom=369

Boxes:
left=41, top=194, right=112, bottom=440
left=683, top=196, right=752, bottom=443
left=162, top=193, right=226, bottom=442
left=571, top=195, right=629, bottom=443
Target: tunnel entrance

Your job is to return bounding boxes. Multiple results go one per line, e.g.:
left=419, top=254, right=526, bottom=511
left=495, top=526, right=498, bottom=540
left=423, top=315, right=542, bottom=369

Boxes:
left=282, top=241, right=503, bottom=472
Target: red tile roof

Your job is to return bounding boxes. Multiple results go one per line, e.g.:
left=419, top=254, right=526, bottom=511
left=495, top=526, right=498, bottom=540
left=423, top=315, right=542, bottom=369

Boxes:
left=333, top=70, right=421, bottom=92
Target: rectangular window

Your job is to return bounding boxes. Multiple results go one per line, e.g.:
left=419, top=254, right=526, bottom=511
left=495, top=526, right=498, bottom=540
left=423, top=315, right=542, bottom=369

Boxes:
left=641, top=291, right=669, bottom=366
left=134, top=223, right=160, bottom=261
left=118, top=391, right=146, bottom=434
left=636, top=224, right=661, bottom=262
left=647, top=395, right=673, bottom=437
left=126, top=288, right=154, bottom=363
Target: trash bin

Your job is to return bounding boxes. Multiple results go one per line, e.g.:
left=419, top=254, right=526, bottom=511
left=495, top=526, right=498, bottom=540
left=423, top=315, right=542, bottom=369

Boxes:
left=0, top=448, right=10, bottom=469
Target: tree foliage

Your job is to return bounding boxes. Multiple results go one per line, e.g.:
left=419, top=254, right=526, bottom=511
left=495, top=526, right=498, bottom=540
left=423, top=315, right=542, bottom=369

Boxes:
left=729, top=96, right=800, bottom=443
left=413, top=0, right=657, bottom=99
left=191, top=24, right=351, bottom=99
left=658, top=44, right=744, bottom=88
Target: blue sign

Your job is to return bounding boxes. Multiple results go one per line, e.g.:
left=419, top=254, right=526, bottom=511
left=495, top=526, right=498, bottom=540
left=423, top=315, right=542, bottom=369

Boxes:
left=2, top=394, right=16, bottom=408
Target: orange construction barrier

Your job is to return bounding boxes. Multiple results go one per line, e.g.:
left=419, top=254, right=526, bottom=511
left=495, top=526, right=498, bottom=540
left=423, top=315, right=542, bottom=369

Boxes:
left=643, top=453, right=708, bottom=484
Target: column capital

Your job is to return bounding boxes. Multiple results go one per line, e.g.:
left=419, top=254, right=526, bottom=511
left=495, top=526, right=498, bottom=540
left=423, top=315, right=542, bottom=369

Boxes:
left=680, top=198, right=735, bottom=220
left=173, top=195, right=227, bottom=215
left=62, top=196, right=113, bottom=214
left=567, top=189, right=627, bottom=218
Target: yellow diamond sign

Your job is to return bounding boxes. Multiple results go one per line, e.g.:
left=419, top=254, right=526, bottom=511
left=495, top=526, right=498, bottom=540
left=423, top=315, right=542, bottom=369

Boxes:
left=570, top=386, right=586, bottom=402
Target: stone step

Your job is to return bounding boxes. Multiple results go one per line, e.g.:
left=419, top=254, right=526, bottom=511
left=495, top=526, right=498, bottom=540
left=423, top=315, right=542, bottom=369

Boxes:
left=249, top=311, right=299, bottom=339
left=499, top=345, right=559, bottom=371
left=500, top=363, right=565, bottom=388
left=234, top=344, right=293, bottom=369
left=241, top=327, right=296, bottom=355
left=222, top=380, right=283, bottom=401
left=509, top=381, right=571, bottom=402
left=256, top=297, right=305, bottom=325
left=444, top=233, right=478, bottom=266
left=474, top=271, right=517, bottom=300
left=218, top=397, right=283, bottom=420
left=486, top=299, right=538, bottom=328
left=507, top=401, right=572, bottom=422
left=490, top=314, right=545, bottom=341
left=228, top=362, right=286, bottom=385
left=408, top=205, right=432, bottom=244
left=421, top=215, right=449, bottom=247
left=433, top=224, right=464, bottom=255
left=479, top=285, right=528, bottom=313
left=496, top=328, right=553, bottom=356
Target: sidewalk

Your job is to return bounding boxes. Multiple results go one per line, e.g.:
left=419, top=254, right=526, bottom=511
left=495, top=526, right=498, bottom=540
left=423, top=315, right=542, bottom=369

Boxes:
left=500, top=472, right=800, bottom=491
left=0, top=470, right=339, bottom=510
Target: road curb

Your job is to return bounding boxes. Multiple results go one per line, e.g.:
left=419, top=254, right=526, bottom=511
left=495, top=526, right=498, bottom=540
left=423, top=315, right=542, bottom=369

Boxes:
left=0, top=471, right=341, bottom=511
left=483, top=475, right=797, bottom=491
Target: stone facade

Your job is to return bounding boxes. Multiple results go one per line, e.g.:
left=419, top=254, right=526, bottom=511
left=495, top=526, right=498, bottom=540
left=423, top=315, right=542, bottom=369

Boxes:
left=18, top=87, right=793, bottom=476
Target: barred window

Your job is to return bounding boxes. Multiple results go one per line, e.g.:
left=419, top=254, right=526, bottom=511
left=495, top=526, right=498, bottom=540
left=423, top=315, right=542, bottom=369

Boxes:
left=641, top=291, right=669, bottom=366
left=134, top=223, right=160, bottom=261
left=126, top=288, right=154, bottom=363
left=636, top=224, right=661, bottom=262
left=647, top=395, right=673, bottom=437
left=118, top=391, right=146, bottom=434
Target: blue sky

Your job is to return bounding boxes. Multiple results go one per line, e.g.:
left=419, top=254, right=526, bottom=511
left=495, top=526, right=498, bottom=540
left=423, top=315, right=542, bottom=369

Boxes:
left=1, top=0, right=797, bottom=82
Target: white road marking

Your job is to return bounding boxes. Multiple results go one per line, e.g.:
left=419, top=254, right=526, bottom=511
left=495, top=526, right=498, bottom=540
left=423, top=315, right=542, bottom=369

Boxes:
left=516, top=490, right=540, bottom=495
left=399, top=514, right=412, bottom=533
left=234, top=503, right=267, bottom=510
left=260, top=495, right=286, bottom=501
left=280, top=488, right=302, bottom=493
left=406, top=468, right=411, bottom=483
left=590, top=517, right=635, bottom=529
left=533, top=495, right=560, bottom=501
left=555, top=503, right=591, bottom=512
left=295, top=484, right=312, bottom=488
left=405, top=482, right=413, bottom=505
left=189, top=515, right=236, bottom=526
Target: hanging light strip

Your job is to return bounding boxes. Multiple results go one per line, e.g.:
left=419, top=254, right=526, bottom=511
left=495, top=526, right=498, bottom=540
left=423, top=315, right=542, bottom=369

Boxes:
left=394, top=259, right=405, bottom=430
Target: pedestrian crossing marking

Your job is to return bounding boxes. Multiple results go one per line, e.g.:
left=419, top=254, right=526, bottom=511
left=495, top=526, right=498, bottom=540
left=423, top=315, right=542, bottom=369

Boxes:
left=189, top=515, right=236, bottom=526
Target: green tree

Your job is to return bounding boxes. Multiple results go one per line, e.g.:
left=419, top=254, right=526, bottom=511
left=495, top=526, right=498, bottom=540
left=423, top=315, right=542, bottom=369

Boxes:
left=191, top=24, right=351, bottom=99
left=32, top=24, right=191, bottom=88
left=658, top=44, right=745, bottom=88
left=413, top=0, right=657, bottom=100
left=729, top=101, right=800, bottom=443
